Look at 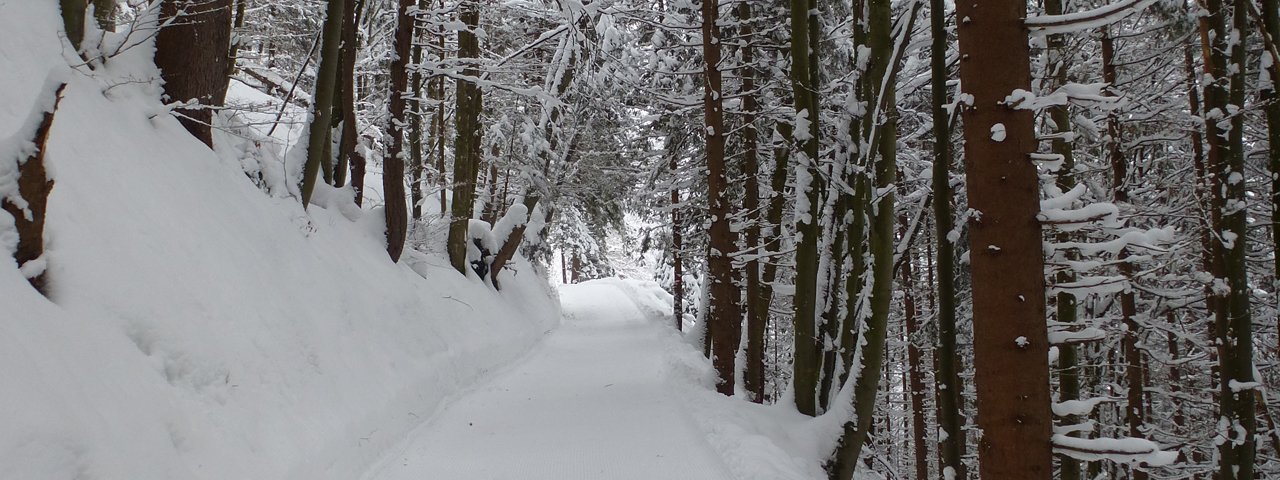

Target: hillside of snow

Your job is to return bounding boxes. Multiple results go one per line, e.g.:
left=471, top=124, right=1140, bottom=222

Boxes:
left=0, top=3, right=559, bottom=480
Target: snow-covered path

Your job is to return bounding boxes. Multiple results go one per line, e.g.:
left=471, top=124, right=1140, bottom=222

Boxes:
left=360, top=281, right=733, bottom=480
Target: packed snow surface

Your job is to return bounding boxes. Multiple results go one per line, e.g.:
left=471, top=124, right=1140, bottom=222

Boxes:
left=362, top=279, right=734, bottom=480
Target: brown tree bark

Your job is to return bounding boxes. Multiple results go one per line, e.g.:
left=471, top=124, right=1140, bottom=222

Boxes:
left=701, top=0, right=741, bottom=396
left=382, top=0, right=413, bottom=262
left=155, top=0, right=234, bottom=148
left=3, top=84, right=65, bottom=296
left=955, top=0, right=1053, bottom=475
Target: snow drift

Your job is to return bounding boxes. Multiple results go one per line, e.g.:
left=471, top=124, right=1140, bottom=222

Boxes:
left=0, top=4, right=558, bottom=480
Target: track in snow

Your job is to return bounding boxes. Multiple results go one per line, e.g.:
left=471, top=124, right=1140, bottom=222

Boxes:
left=361, top=281, right=732, bottom=480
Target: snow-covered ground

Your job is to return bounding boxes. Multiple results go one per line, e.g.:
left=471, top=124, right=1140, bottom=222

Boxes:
left=1, top=4, right=557, bottom=480
left=2, top=4, right=838, bottom=480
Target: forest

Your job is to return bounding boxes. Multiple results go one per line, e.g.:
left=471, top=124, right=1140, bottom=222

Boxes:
left=3, top=0, right=1280, bottom=478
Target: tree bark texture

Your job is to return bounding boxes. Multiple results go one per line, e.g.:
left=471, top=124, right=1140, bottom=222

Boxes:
left=2, top=84, right=65, bottom=296
left=447, top=0, right=483, bottom=274
left=298, top=0, right=344, bottom=207
left=955, top=0, right=1053, bottom=475
left=155, top=0, right=234, bottom=148
left=789, top=0, right=822, bottom=417
left=701, top=0, right=741, bottom=396
left=382, top=0, right=413, bottom=262
left=929, top=0, right=966, bottom=475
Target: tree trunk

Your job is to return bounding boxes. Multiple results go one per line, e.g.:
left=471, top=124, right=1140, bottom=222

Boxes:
left=903, top=249, right=929, bottom=480
left=382, top=0, right=413, bottom=262
left=299, top=0, right=344, bottom=207
left=701, top=0, right=740, bottom=396
left=3, top=83, right=65, bottom=296
left=1261, top=0, right=1280, bottom=359
left=489, top=197, right=537, bottom=290
left=788, top=0, right=822, bottom=417
left=671, top=151, right=684, bottom=330
left=929, top=0, right=965, bottom=475
left=955, top=0, right=1053, bottom=474
left=1045, top=1, right=1078, bottom=479
left=738, top=1, right=765, bottom=404
left=336, top=0, right=364, bottom=196
left=60, top=0, right=86, bottom=51
left=831, top=0, right=900, bottom=473
left=409, top=0, right=427, bottom=220
left=447, top=0, right=483, bottom=274
left=154, top=0, right=234, bottom=148
left=93, top=0, right=114, bottom=31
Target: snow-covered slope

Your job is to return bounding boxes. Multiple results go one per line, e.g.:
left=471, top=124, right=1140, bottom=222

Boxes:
left=1, top=4, right=558, bottom=480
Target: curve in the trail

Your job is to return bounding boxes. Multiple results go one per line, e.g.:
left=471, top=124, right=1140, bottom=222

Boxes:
left=361, top=281, right=732, bottom=480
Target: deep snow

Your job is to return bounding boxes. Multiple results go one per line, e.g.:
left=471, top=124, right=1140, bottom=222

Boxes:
left=1, top=4, right=557, bottom=479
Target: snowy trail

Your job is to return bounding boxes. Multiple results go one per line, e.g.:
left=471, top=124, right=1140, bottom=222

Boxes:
left=360, top=281, right=733, bottom=480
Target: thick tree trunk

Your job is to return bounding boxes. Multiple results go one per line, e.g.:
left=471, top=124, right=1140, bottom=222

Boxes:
left=701, top=0, right=740, bottom=396
left=93, top=0, right=114, bottom=31
left=60, top=0, right=86, bottom=51
left=3, top=84, right=65, bottom=296
left=955, top=0, right=1053, bottom=475
left=381, top=0, right=413, bottom=262
left=299, top=0, right=344, bottom=207
left=155, top=0, right=234, bottom=148
left=447, top=0, right=483, bottom=274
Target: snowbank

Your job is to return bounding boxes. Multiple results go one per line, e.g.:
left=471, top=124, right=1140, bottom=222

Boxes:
left=0, top=4, right=558, bottom=480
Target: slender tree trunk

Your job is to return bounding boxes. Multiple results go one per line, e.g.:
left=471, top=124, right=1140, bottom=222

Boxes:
left=672, top=151, right=684, bottom=330
left=447, top=0, right=484, bottom=274
left=739, top=1, right=765, bottom=404
left=336, top=0, right=364, bottom=195
left=1044, top=1, right=1079, bottom=480
left=789, top=0, right=822, bottom=417
left=903, top=248, right=929, bottom=480
left=382, top=0, right=413, bottom=262
left=299, top=0, right=344, bottom=207
left=155, top=0, right=234, bottom=148
left=409, top=0, right=427, bottom=220
left=929, top=0, right=965, bottom=475
left=1101, top=28, right=1148, bottom=480
left=226, top=0, right=245, bottom=77
left=832, top=0, right=898, bottom=473
left=3, top=84, right=65, bottom=296
left=1261, top=0, right=1280, bottom=358
left=955, top=0, right=1052, bottom=475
